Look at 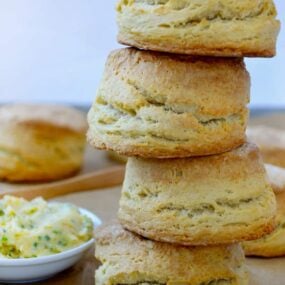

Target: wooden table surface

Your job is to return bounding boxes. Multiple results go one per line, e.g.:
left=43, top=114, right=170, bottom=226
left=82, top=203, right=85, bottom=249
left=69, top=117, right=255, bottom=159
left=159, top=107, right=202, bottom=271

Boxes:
left=2, top=111, right=285, bottom=285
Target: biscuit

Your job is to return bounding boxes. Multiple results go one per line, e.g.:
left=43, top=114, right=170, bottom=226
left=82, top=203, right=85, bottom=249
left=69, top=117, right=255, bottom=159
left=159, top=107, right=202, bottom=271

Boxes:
left=265, top=164, right=285, bottom=194
left=0, top=104, right=87, bottom=182
left=116, top=0, right=280, bottom=57
left=247, top=126, right=285, bottom=168
left=243, top=191, right=285, bottom=257
left=95, top=223, right=248, bottom=285
left=118, top=143, right=276, bottom=246
left=88, top=48, right=249, bottom=158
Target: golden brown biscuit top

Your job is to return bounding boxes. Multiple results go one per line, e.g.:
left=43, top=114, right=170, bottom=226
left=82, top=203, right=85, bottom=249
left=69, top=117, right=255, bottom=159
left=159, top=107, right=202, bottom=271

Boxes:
left=128, top=142, right=263, bottom=182
left=0, top=104, right=87, bottom=133
left=95, top=222, right=130, bottom=244
left=103, top=48, right=249, bottom=117
left=96, top=222, right=238, bottom=254
left=117, top=0, right=277, bottom=19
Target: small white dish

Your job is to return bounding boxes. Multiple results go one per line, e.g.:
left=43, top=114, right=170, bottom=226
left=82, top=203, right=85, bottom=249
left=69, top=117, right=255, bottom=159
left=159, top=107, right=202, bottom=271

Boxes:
left=0, top=208, right=101, bottom=283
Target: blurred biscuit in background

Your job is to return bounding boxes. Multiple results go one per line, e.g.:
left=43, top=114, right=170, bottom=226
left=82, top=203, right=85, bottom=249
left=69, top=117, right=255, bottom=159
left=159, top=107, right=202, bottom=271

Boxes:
left=247, top=126, right=285, bottom=168
left=265, top=163, right=285, bottom=194
left=243, top=127, right=285, bottom=257
left=0, top=104, right=87, bottom=182
left=243, top=191, right=285, bottom=257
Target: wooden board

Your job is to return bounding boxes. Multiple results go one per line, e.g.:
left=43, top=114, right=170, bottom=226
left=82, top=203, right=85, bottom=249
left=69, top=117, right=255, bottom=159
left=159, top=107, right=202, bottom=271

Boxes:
left=2, top=112, right=285, bottom=285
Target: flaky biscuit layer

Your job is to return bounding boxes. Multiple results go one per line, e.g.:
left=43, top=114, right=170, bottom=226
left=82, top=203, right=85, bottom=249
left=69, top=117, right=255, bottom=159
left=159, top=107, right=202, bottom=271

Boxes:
left=119, top=143, right=276, bottom=245
left=88, top=48, right=249, bottom=158
left=117, top=0, right=280, bottom=57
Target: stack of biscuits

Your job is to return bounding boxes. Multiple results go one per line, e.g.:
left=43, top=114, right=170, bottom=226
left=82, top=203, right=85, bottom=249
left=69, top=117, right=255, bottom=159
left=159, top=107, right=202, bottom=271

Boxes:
left=88, top=1, right=280, bottom=284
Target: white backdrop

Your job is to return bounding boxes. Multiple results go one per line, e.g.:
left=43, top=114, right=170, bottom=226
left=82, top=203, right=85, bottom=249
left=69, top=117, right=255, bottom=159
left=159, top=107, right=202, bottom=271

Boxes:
left=0, top=0, right=284, bottom=107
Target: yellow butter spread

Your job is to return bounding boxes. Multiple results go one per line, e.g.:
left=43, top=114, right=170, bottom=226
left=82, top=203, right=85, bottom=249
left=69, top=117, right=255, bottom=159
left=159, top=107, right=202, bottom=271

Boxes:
left=0, top=196, right=93, bottom=258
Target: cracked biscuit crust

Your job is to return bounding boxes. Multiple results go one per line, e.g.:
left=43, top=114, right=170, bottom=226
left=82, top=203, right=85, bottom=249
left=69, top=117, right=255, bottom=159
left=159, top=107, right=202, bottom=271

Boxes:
left=0, top=104, right=87, bottom=182
left=116, top=0, right=280, bottom=57
left=118, top=143, right=277, bottom=245
left=243, top=191, right=285, bottom=257
left=95, top=223, right=248, bottom=285
left=87, top=48, right=249, bottom=158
